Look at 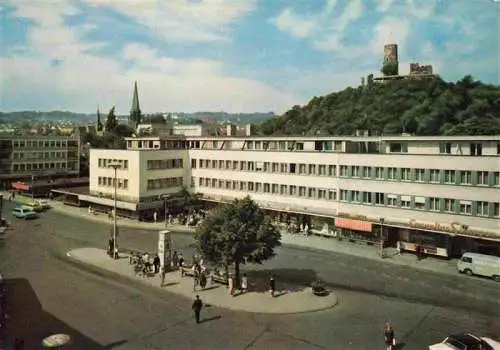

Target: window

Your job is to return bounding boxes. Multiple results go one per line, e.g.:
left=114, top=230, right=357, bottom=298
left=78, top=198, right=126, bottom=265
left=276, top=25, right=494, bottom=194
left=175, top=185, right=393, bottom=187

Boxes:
left=299, top=164, right=306, bottom=174
left=374, top=192, right=385, bottom=205
left=318, top=189, right=326, bottom=199
left=429, top=197, right=439, bottom=211
left=444, top=170, right=455, bottom=184
left=414, top=197, right=425, bottom=210
left=296, top=142, right=304, bottom=150
left=339, top=165, right=348, bottom=177
left=443, top=199, right=454, bottom=213
left=340, top=190, right=348, bottom=201
left=289, top=163, right=296, bottom=173
left=328, top=190, right=337, bottom=200
left=308, top=164, right=316, bottom=175
left=299, top=186, right=306, bottom=197
left=351, top=190, right=361, bottom=202
left=351, top=166, right=360, bottom=177
left=477, top=201, right=489, bottom=217
left=289, top=185, right=297, bottom=196
left=389, top=143, right=408, bottom=153
left=477, top=171, right=488, bottom=186
left=308, top=188, right=316, bottom=198
left=414, top=169, right=425, bottom=182
left=318, top=165, right=326, bottom=176
left=439, top=142, right=451, bottom=154
left=429, top=169, right=440, bottom=183
left=401, top=168, right=411, bottom=181
left=328, top=165, right=336, bottom=176
left=264, top=183, right=270, bottom=193
left=470, top=143, right=482, bottom=156
left=387, top=196, right=397, bottom=206
left=272, top=184, right=278, bottom=194
left=387, top=167, right=397, bottom=180
left=362, top=167, right=370, bottom=178
left=400, top=198, right=410, bottom=208
left=459, top=201, right=472, bottom=215
left=460, top=171, right=472, bottom=185
left=191, top=159, right=197, bottom=168
left=280, top=185, right=287, bottom=195
left=494, top=203, right=500, bottom=217
left=495, top=172, right=500, bottom=186
left=362, top=192, right=372, bottom=204
left=375, top=167, right=384, bottom=179
left=280, top=163, right=287, bottom=173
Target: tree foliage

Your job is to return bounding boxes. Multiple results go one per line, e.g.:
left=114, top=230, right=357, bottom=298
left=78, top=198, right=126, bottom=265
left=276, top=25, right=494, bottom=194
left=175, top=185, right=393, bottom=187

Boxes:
left=105, top=106, right=118, bottom=132
left=258, top=76, right=500, bottom=136
left=381, top=62, right=398, bottom=76
left=193, top=196, right=281, bottom=286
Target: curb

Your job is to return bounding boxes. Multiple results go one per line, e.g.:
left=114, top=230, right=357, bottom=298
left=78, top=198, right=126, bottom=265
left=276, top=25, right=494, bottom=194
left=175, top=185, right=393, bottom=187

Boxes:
left=60, top=250, right=338, bottom=315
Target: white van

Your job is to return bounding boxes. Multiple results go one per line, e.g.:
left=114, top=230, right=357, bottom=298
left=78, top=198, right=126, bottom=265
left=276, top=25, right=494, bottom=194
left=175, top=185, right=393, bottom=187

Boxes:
left=457, top=252, right=500, bottom=282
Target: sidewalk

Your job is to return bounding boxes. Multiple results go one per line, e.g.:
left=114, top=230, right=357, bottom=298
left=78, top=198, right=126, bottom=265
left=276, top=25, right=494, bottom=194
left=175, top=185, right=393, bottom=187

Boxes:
left=66, top=247, right=338, bottom=314
left=4, top=193, right=459, bottom=277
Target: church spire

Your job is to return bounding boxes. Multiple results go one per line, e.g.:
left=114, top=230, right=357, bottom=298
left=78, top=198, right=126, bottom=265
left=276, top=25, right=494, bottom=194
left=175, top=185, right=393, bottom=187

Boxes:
left=96, top=106, right=103, bottom=132
left=130, top=81, right=141, bottom=128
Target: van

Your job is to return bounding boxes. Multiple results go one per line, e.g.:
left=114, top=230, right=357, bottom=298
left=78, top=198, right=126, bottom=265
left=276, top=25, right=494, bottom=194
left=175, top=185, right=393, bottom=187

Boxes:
left=457, top=252, right=500, bottom=282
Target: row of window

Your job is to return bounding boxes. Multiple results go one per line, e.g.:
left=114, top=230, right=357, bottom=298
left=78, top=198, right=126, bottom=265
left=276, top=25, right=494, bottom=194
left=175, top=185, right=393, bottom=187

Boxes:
left=97, top=176, right=129, bottom=189
left=146, top=177, right=184, bottom=190
left=13, top=151, right=68, bottom=160
left=147, top=159, right=183, bottom=171
left=98, top=158, right=129, bottom=170
left=192, top=159, right=500, bottom=187
left=13, top=162, right=71, bottom=171
left=195, top=177, right=500, bottom=218
left=12, top=140, right=78, bottom=148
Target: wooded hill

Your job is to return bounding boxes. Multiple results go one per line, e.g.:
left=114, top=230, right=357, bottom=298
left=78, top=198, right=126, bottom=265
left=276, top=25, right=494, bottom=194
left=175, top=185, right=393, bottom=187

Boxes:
left=258, top=75, right=500, bottom=136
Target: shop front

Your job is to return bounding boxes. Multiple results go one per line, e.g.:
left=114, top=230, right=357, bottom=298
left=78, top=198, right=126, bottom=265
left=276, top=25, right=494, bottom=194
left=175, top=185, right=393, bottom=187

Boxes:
left=334, top=217, right=377, bottom=245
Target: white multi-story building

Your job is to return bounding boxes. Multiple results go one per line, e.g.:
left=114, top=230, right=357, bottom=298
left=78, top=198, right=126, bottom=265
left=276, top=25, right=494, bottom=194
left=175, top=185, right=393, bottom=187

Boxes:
left=84, top=132, right=500, bottom=258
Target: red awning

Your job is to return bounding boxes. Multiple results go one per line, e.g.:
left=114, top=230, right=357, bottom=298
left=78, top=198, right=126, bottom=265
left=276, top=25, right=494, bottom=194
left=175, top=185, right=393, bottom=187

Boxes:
left=12, top=182, right=30, bottom=191
left=335, top=218, right=373, bottom=232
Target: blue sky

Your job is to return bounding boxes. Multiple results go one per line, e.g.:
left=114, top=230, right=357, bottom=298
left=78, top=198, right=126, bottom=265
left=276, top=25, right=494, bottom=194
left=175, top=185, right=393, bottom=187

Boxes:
left=0, top=0, right=498, bottom=114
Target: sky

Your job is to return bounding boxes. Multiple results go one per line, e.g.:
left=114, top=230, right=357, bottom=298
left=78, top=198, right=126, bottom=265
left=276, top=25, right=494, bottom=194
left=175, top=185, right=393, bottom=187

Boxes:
left=0, top=0, right=498, bottom=115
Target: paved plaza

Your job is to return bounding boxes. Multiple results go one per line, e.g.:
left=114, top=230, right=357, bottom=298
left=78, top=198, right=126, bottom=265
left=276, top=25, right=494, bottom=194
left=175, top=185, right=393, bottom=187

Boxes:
left=67, top=247, right=338, bottom=314
left=1, top=197, right=499, bottom=349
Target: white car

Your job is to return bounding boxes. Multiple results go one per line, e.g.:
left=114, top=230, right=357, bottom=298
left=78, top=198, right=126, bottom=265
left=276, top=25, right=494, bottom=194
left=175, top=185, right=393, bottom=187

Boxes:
left=429, top=333, right=500, bottom=350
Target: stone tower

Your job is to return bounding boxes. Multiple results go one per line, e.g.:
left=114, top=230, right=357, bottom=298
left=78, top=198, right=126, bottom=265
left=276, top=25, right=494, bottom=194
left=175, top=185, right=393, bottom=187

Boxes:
left=129, top=81, right=142, bottom=129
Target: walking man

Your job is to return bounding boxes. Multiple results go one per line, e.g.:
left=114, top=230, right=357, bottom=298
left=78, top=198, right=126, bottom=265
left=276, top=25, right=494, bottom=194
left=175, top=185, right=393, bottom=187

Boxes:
left=153, top=211, right=157, bottom=223
left=192, top=295, right=203, bottom=324
left=160, top=266, right=166, bottom=287
left=153, top=254, right=160, bottom=273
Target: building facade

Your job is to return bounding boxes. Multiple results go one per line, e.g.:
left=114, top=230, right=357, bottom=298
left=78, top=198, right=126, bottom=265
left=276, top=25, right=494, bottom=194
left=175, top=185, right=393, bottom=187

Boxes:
left=86, top=134, right=500, bottom=257
left=0, top=135, right=81, bottom=188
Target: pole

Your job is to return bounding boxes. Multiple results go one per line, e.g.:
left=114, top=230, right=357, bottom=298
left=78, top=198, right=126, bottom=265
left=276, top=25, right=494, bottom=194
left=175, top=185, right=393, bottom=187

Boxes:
left=31, top=175, right=35, bottom=200
left=380, top=220, right=384, bottom=259
left=113, top=166, right=117, bottom=259
left=164, top=197, right=167, bottom=228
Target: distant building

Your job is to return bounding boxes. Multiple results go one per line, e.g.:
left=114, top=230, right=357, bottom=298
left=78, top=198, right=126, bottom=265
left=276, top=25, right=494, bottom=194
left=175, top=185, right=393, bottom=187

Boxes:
left=0, top=134, right=81, bottom=188
left=409, top=63, right=434, bottom=76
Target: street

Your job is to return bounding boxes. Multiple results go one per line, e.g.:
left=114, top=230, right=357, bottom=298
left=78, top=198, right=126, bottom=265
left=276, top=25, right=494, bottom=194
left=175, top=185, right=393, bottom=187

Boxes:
left=1, top=201, right=499, bottom=349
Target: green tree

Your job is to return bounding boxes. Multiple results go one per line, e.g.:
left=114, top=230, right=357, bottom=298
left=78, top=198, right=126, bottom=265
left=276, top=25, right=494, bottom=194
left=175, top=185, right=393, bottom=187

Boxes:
left=381, top=62, right=398, bottom=76
left=105, top=106, right=118, bottom=132
left=194, top=196, right=281, bottom=287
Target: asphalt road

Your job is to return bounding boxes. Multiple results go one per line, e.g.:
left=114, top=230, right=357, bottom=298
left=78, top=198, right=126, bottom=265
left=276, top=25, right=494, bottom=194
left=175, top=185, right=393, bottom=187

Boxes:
left=1, top=202, right=499, bottom=350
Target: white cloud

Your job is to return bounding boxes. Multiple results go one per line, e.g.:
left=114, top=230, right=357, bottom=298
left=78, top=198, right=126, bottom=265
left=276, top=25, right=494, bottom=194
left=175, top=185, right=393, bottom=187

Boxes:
left=84, top=0, right=257, bottom=42
left=375, top=0, right=395, bottom=13
left=371, top=17, right=410, bottom=55
left=1, top=1, right=298, bottom=114
left=272, top=8, right=315, bottom=39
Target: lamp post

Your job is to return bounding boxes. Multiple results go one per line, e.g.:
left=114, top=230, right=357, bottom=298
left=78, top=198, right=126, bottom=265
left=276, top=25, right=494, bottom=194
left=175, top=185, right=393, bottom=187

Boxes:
left=108, top=163, right=121, bottom=259
left=379, top=218, right=385, bottom=259
left=160, top=194, right=172, bottom=268
left=31, top=175, right=35, bottom=200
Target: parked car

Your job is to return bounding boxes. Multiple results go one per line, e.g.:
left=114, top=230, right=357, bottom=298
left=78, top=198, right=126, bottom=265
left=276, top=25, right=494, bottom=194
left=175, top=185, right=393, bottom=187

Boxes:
left=22, top=203, right=43, bottom=213
left=429, top=333, right=500, bottom=350
left=457, top=252, right=500, bottom=282
left=35, top=199, right=51, bottom=210
left=12, top=207, right=39, bottom=220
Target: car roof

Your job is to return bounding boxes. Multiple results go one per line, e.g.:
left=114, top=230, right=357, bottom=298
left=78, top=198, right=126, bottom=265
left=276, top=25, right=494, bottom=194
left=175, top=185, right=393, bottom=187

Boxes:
left=448, top=333, right=482, bottom=346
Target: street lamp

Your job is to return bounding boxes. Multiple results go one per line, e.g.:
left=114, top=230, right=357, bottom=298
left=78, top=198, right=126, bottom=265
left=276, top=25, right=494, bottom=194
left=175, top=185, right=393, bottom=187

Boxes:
left=160, top=194, right=170, bottom=228
left=108, top=162, right=121, bottom=259
left=379, top=218, right=385, bottom=259
left=31, top=175, right=35, bottom=200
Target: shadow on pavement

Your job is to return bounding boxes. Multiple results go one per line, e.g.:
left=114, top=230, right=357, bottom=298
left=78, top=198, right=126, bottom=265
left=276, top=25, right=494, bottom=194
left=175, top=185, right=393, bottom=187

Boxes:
left=244, top=268, right=317, bottom=293
left=200, top=315, right=221, bottom=324
left=395, top=342, right=406, bottom=349
left=1, top=278, right=125, bottom=350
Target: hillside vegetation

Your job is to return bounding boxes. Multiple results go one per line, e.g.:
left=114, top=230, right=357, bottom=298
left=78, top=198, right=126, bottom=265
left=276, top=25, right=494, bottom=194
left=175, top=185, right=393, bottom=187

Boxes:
left=258, top=75, right=500, bottom=136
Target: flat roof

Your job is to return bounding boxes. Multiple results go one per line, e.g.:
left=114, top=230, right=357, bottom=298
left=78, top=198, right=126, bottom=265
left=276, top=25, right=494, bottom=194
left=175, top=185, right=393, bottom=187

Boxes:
left=51, top=186, right=89, bottom=195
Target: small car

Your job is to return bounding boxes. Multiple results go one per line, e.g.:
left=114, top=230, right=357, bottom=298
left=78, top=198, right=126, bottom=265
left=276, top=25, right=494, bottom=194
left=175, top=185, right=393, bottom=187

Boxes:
left=11, top=207, right=39, bottom=220
left=429, top=333, right=500, bottom=350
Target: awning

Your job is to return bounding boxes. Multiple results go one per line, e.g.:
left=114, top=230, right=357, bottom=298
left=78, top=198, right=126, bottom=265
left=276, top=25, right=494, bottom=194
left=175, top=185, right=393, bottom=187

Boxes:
left=335, top=218, right=373, bottom=232
left=78, top=194, right=138, bottom=211
left=12, top=182, right=30, bottom=191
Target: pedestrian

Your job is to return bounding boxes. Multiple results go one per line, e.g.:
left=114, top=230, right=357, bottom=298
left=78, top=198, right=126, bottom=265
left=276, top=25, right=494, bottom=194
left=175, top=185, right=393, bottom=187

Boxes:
left=384, top=323, right=396, bottom=350
left=178, top=253, right=184, bottom=268
left=396, top=241, right=401, bottom=256
left=153, top=254, right=160, bottom=273
left=153, top=211, right=157, bottom=223
left=160, top=266, right=166, bottom=287
left=199, top=271, right=207, bottom=290
left=228, top=275, right=234, bottom=296
left=172, top=251, right=178, bottom=268
left=269, top=275, right=276, bottom=297
left=193, top=269, right=199, bottom=292
left=241, top=273, right=248, bottom=293
left=192, top=295, right=203, bottom=324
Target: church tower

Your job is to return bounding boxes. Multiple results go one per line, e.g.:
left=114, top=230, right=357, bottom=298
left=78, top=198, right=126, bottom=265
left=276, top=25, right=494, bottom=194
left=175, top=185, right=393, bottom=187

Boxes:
left=129, top=81, right=142, bottom=129
left=96, top=106, right=103, bottom=132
